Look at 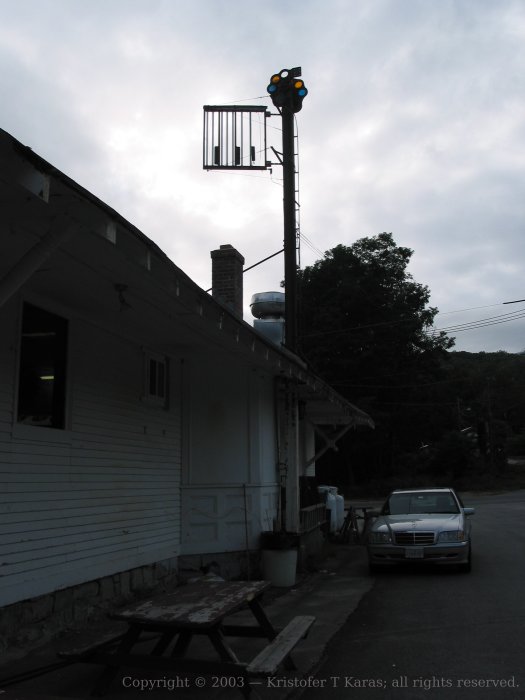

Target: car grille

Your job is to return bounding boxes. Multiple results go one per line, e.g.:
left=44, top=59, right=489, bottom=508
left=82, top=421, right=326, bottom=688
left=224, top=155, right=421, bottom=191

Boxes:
left=394, top=531, right=435, bottom=546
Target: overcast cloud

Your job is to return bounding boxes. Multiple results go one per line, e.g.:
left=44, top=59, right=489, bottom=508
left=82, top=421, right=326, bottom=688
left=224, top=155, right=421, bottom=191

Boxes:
left=1, top=0, right=524, bottom=352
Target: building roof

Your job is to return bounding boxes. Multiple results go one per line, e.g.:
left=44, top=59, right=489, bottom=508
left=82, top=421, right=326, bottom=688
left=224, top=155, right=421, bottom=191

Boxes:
left=0, top=128, right=373, bottom=429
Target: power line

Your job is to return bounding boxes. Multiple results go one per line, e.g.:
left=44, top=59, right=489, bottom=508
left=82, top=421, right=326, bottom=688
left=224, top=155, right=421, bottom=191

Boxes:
left=331, top=377, right=470, bottom=389
left=438, top=303, right=503, bottom=316
left=300, top=233, right=325, bottom=258
left=300, top=303, right=525, bottom=341
left=430, top=308, right=525, bottom=335
left=243, top=249, right=284, bottom=273
left=220, top=95, right=268, bottom=104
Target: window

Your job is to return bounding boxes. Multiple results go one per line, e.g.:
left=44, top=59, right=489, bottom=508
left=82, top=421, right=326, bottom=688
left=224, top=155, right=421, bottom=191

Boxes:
left=144, top=352, right=168, bottom=407
left=17, top=303, right=68, bottom=429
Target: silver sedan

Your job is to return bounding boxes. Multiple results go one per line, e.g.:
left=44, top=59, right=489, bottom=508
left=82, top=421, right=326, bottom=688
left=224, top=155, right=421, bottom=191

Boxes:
left=366, top=488, right=474, bottom=573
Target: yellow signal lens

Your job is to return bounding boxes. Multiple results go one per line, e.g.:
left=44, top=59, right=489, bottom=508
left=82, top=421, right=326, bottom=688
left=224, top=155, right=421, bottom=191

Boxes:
left=271, top=74, right=280, bottom=83
left=294, top=80, right=304, bottom=89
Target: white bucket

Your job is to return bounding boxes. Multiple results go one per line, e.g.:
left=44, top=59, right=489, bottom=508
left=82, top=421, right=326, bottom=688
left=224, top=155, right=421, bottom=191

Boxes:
left=335, top=494, right=345, bottom=529
left=262, top=549, right=298, bottom=587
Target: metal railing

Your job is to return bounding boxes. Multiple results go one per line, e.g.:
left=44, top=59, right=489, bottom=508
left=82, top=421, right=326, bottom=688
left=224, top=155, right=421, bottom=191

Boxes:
left=299, top=503, right=327, bottom=534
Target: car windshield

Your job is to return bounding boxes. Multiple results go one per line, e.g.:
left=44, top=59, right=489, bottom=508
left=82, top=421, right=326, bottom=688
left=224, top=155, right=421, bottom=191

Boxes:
left=383, top=491, right=460, bottom=515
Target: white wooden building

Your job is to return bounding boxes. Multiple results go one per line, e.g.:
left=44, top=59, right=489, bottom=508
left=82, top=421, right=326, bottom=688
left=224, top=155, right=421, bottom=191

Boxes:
left=0, top=128, right=372, bottom=652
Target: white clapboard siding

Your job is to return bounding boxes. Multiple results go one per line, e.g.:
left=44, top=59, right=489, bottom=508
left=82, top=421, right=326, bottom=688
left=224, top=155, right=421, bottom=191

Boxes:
left=0, top=315, right=182, bottom=607
left=0, top=308, right=15, bottom=444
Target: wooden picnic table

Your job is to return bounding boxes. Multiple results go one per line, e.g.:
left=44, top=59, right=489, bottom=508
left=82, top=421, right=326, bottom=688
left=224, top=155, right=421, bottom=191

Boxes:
left=59, top=580, right=314, bottom=698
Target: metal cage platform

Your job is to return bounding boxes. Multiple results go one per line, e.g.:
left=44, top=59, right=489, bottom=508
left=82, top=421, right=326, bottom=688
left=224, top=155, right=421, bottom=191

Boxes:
left=203, top=105, right=271, bottom=170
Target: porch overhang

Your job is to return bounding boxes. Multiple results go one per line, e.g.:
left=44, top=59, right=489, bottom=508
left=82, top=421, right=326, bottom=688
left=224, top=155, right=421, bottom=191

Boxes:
left=297, top=377, right=374, bottom=469
left=298, top=379, right=374, bottom=429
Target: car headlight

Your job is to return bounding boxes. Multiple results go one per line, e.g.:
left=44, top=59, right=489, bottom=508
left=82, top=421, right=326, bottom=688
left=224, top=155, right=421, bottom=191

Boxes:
left=437, top=530, right=465, bottom=542
left=368, top=531, right=392, bottom=544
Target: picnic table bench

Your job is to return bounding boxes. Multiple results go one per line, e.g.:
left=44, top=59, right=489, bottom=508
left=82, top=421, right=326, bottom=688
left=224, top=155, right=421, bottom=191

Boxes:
left=58, top=580, right=315, bottom=697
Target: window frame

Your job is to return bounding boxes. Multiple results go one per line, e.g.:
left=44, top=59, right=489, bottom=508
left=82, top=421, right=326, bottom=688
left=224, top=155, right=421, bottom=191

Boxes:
left=15, top=300, right=70, bottom=432
left=142, top=350, right=169, bottom=408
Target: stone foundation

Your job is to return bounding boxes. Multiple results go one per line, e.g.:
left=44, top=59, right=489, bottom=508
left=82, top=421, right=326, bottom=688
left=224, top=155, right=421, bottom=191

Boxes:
left=0, top=557, right=179, bottom=662
left=178, top=530, right=326, bottom=585
left=177, top=549, right=260, bottom=582
left=2, top=532, right=328, bottom=662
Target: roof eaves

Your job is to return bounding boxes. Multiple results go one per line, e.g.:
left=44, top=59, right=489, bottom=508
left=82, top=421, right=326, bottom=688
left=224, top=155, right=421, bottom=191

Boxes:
left=2, top=129, right=373, bottom=427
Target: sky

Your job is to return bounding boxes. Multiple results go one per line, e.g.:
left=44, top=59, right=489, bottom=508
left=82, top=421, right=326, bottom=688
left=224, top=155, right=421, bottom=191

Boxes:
left=1, top=0, right=525, bottom=353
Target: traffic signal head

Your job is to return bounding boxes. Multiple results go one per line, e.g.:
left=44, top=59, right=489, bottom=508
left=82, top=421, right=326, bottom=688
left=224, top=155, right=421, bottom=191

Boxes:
left=266, top=68, right=307, bottom=113
left=267, top=73, right=282, bottom=99
left=292, top=79, right=308, bottom=112
left=266, top=70, right=288, bottom=107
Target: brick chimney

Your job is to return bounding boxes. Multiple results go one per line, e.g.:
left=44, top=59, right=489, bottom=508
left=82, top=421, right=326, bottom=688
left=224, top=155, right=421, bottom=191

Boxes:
left=210, top=244, right=245, bottom=317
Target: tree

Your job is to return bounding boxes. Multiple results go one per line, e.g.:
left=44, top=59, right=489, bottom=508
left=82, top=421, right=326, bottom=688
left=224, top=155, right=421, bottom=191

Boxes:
left=445, top=351, right=525, bottom=471
left=298, top=233, right=452, bottom=381
left=297, top=233, right=454, bottom=483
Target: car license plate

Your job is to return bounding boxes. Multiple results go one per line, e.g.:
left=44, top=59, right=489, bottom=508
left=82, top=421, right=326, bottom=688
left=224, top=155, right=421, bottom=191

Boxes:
left=405, top=547, right=424, bottom=559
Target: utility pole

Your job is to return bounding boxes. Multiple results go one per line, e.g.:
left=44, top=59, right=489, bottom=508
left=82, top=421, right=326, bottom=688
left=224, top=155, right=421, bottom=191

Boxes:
left=202, top=71, right=308, bottom=534
left=267, top=68, right=308, bottom=353
left=266, top=68, right=308, bottom=532
left=282, top=95, right=297, bottom=351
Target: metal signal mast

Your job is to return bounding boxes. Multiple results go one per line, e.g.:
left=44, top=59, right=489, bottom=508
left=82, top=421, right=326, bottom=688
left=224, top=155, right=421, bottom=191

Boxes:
left=203, top=67, right=308, bottom=353
left=266, top=67, right=307, bottom=352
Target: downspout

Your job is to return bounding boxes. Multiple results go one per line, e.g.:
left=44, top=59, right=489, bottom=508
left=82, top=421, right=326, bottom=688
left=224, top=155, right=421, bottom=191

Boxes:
left=273, top=376, right=284, bottom=531
left=275, top=376, right=300, bottom=533
left=0, top=214, right=76, bottom=308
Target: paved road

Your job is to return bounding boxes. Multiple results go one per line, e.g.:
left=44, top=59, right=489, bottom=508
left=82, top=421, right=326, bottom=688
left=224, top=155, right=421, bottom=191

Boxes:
left=294, top=490, right=525, bottom=700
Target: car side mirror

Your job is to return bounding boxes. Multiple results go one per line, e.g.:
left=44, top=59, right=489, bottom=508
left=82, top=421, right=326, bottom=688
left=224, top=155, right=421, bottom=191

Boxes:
left=463, top=507, right=475, bottom=516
